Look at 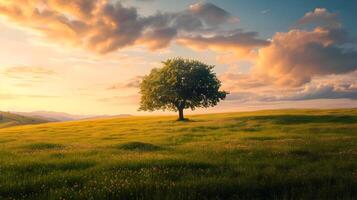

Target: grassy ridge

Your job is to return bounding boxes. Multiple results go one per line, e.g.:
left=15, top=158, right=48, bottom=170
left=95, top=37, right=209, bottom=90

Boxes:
left=0, top=109, right=356, bottom=199
left=0, top=111, right=48, bottom=128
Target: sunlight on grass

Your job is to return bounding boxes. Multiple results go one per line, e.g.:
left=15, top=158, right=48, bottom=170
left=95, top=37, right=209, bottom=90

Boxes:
left=0, top=109, right=356, bottom=199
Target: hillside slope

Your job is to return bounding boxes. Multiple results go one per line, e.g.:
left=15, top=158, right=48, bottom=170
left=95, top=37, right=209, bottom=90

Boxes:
left=14, top=110, right=131, bottom=121
left=0, top=111, right=48, bottom=128
left=0, top=109, right=356, bottom=199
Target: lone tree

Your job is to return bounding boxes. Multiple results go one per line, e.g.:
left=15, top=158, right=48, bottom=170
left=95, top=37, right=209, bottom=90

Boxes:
left=139, top=58, right=228, bottom=120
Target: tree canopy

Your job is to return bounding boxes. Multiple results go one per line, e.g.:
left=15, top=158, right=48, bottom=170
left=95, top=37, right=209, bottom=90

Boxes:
left=139, top=58, right=228, bottom=120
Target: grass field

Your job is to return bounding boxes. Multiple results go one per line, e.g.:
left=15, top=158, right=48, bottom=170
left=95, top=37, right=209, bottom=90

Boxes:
left=0, top=109, right=356, bottom=199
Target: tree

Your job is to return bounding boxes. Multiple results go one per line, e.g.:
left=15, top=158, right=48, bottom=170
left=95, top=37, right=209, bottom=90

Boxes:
left=139, top=58, right=228, bottom=120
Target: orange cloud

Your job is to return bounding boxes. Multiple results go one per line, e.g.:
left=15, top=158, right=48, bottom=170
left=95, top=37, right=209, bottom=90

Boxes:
left=219, top=8, right=357, bottom=103
left=177, top=31, right=269, bottom=59
left=255, top=26, right=357, bottom=87
left=107, top=76, right=143, bottom=90
left=253, top=8, right=357, bottom=87
left=296, top=8, right=340, bottom=28
left=221, top=70, right=357, bottom=103
left=2, top=66, right=56, bottom=80
left=219, top=73, right=267, bottom=92
left=98, top=95, right=140, bottom=105
left=0, top=1, right=261, bottom=54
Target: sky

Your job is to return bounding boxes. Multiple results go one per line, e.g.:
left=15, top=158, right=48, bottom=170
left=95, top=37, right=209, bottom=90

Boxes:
left=0, top=0, right=356, bottom=115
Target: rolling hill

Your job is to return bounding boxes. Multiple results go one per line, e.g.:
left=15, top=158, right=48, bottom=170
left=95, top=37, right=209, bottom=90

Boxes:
left=14, top=111, right=131, bottom=121
left=0, top=109, right=356, bottom=199
left=0, top=111, right=49, bottom=128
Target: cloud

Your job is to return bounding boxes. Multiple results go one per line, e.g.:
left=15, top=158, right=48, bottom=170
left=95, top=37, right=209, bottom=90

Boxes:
left=0, top=0, right=144, bottom=53
left=222, top=70, right=357, bottom=103
left=218, top=25, right=357, bottom=102
left=225, top=83, right=357, bottom=103
left=261, top=10, right=270, bottom=15
left=2, top=66, right=56, bottom=80
left=225, top=92, right=262, bottom=102
left=283, top=84, right=357, bottom=101
left=188, top=2, right=239, bottom=26
left=296, top=8, right=340, bottom=28
left=0, top=1, right=262, bottom=55
left=98, top=94, right=140, bottom=105
left=219, top=72, right=267, bottom=91
left=0, top=93, right=57, bottom=100
left=107, top=76, right=143, bottom=90
left=177, top=30, right=270, bottom=58
left=138, top=27, right=177, bottom=50
left=284, top=71, right=357, bottom=100
left=254, top=8, right=357, bottom=87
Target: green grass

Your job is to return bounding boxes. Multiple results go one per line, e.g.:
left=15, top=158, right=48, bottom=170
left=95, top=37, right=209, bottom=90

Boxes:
left=0, top=109, right=356, bottom=199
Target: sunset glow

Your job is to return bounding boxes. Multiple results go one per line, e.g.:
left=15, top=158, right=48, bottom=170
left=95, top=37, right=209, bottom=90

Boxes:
left=1, top=0, right=356, bottom=115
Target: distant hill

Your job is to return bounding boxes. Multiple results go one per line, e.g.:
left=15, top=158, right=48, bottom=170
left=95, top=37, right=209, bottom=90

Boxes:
left=81, top=114, right=132, bottom=120
left=0, top=111, right=49, bottom=128
left=14, top=111, right=86, bottom=121
left=14, top=111, right=131, bottom=122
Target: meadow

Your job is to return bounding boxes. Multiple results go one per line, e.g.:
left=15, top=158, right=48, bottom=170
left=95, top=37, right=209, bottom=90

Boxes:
left=0, top=109, right=356, bottom=199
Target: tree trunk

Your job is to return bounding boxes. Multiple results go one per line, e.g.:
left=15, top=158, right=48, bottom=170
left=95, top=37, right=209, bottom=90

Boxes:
left=178, top=108, right=184, bottom=121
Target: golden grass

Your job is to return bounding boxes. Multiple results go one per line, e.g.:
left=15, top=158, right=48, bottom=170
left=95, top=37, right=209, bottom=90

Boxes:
left=0, top=108, right=356, bottom=199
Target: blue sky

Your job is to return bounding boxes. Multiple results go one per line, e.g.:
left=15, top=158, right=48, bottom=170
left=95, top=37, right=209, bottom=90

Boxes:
left=126, top=0, right=357, bottom=38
